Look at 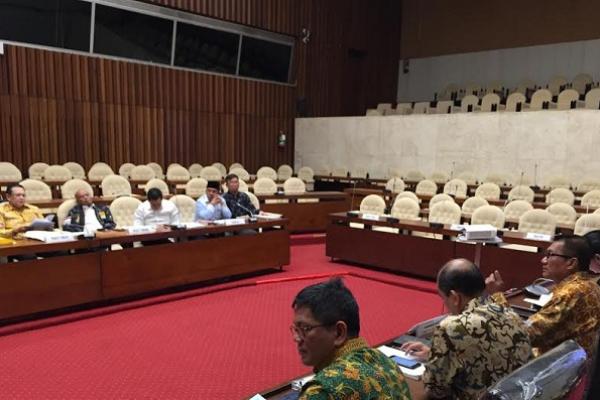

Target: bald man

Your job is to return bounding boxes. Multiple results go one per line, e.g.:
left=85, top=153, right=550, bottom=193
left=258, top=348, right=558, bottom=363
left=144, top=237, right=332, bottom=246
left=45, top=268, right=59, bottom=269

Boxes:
left=63, top=189, right=116, bottom=232
left=401, top=259, right=532, bottom=400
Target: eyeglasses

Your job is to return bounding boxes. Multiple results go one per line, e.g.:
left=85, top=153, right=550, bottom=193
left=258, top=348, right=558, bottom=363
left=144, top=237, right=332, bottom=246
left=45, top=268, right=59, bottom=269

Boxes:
left=290, top=323, right=329, bottom=339
left=542, top=250, right=574, bottom=260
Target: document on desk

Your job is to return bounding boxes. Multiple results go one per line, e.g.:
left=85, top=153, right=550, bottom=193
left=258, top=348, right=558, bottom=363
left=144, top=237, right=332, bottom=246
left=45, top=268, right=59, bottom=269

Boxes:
left=256, top=212, right=282, bottom=220
left=213, top=218, right=246, bottom=226
left=23, top=230, right=78, bottom=243
left=378, top=345, right=425, bottom=379
left=524, top=293, right=553, bottom=307
left=29, top=218, right=55, bottom=231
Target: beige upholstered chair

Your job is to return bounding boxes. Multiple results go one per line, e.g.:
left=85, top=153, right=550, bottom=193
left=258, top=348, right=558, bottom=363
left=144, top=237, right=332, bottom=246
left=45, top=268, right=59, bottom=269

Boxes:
left=246, top=191, right=260, bottom=210
left=119, top=163, right=135, bottom=178
left=515, top=79, right=536, bottom=95
left=253, top=178, right=277, bottom=195
left=574, top=214, right=600, bottom=236
left=581, top=190, right=600, bottom=210
left=237, top=179, right=249, bottom=193
left=518, top=209, right=557, bottom=235
left=412, top=102, right=430, bottom=114
left=485, top=81, right=503, bottom=94
left=63, top=162, right=86, bottom=179
left=331, top=167, right=348, bottom=177
left=28, top=162, right=49, bottom=180
left=388, top=168, right=403, bottom=179
left=578, top=180, right=600, bottom=193
left=130, top=165, right=155, bottom=181
left=556, top=89, right=581, bottom=110
left=188, top=163, right=203, bottom=178
left=61, top=179, right=93, bottom=199
left=88, top=163, right=114, bottom=181
left=439, top=83, right=459, bottom=101
left=475, top=182, right=501, bottom=200
left=145, top=178, right=170, bottom=196
left=484, top=173, right=509, bottom=186
left=170, top=195, right=196, bottom=223
left=529, top=89, right=553, bottom=110
left=429, top=171, right=449, bottom=184
left=185, top=178, right=208, bottom=198
left=43, top=165, right=72, bottom=182
left=429, top=193, right=455, bottom=208
left=57, top=199, right=77, bottom=228
left=471, top=205, right=505, bottom=229
left=443, top=179, right=468, bottom=198
left=429, top=201, right=461, bottom=225
left=573, top=73, right=593, bottom=95
left=147, top=162, right=164, bottom=179
left=277, top=165, right=294, bottom=181
left=229, top=167, right=250, bottom=181
left=167, top=163, right=184, bottom=172
left=109, top=196, right=142, bottom=228
left=504, top=200, right=534, bottom=222
left=298, top=167, right=315, bottom=183
left=313, top=166, right=330, bottom=176
left=435, top=101, right=455, bottom=114
left=405, top=170, right=426, bottom=182
left=457, top=172, right=477, bottom=185
left=461, top=197, right=489, bottom=214
left=229, top=162, right=243, bottom=171
left=211, top=162, right=227, bottom=177
left=0, top=162, right=22, bottom=182
left=415, top=179, right=437, bottom=196
left=376, top=103, right=393, bottom=115
left=547, top=176, right=570, bottom=190
left=508, top=185, right=535, bottom=203
left=546, top=188, right=575, bottom=206
left=101, top=175, right=131, bottom=197
left=200, top=166, right=222, bottom=181
left=256, top=166, right=278, bottom=181
left=480, top=93, right=501, bottom=112
left=166, top=165, right=191, bottom=182
left=548, top=75, right=568, bottom=96
left=359, top=195, right=386, bottom=215
left=395, top=103, right=413, bottom=115
left=366, top=108, right=381, bottom=116
left=385, top=178, right=406, bottom=194
left=465, top=84, right=482, bottom=97
left=460, top=95, right=479, bottom=112
left=546, top=203, right=577, bottom=228
left=505, top=92, right=526, bottom=112
left=595, top=209, right=600, bottom=215
left=584, top=88, right=600, bottom=110
left=391, top=198, right=420, bottom=221
left=394, top=191, right=420, bottom=205
left=20, top=179, right=52, bottom=201
left=283, top=178, right=306, bottom=195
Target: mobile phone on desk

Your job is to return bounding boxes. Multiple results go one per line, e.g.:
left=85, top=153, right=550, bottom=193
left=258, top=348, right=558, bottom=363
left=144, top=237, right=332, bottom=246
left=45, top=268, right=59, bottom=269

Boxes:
left=391, top=355, right=421, bottom=369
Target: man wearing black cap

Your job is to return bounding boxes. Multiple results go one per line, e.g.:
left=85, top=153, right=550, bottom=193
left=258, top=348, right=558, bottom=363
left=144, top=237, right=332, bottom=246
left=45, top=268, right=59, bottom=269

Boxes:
left=195, top=180, right=232, bottom=221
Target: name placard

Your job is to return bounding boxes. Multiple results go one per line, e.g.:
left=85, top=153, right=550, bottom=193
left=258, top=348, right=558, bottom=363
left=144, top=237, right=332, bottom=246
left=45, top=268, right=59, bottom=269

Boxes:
left=126, top=226, right=156, bottom=235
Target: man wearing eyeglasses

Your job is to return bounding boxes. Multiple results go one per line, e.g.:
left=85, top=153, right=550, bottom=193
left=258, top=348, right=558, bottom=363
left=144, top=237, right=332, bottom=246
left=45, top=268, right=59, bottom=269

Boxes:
left=487, top=234, right=600, bottom=356
left=291, top=278, right=411, bottom=400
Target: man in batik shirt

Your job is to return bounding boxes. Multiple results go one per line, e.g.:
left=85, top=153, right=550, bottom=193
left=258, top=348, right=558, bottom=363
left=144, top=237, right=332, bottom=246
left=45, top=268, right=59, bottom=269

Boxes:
left=291, top=278, right=411, bottom=400
left=487, top=234, right=600, bottom=356
left=402, top=259, right=532, bottom=400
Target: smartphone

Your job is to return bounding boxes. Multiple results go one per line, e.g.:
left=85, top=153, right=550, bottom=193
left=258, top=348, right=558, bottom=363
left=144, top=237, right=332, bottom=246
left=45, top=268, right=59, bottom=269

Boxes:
left=391, top=355, right=421, bottom=369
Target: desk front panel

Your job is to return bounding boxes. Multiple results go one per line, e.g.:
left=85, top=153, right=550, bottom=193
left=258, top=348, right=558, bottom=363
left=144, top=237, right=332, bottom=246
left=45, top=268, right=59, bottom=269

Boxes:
left=262, top=200, right=348, bottom=233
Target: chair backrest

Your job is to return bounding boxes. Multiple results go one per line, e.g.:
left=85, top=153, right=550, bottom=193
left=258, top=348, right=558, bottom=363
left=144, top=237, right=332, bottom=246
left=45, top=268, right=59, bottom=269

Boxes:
left=229, top=167, right=250, bottom=181
left=391, top=198, right=420, bottom=220
left=0, top=162, right=22, bottom=181
left=61, top=179, right=93, bottom=199
left=547, top=176, right=570, bottom=190
left=28, top=162, right=49, bottom=180
left=485, top=173, right=509, bottom=186
left=574, top=214, right=600, bottom=236
left=461, top=196, right=489, bottom=214
left=88, top=163, right=114, bottom=181
left=101, top=175, right=131, bottom=197
left=572, top=73, right=593, bottom=95
left=20, top=179, right=52, bottom=201
left=147, top=162, right=164, bottom=179
left=119, top=163, right=135, bottom=178
left=548, top=75, right=569, bottom=96
left=504, top=200, right=534, bottom=221
left=188, top=163, right=203, bottom=178
left=129, top=165, right=156, bottom=181
left=460, top=94, right=479, bottom=112
left=388, top=168, right=402, bottom=178
left=482, top=340, right=586, bottom=400
left=505, top=92, right=526, bottom=111
left=359, top=194, right=386, bottom=215
left=253, top=177, right=277, bottom=195
left=429, top=171, right=449, bottom=184
left=298, top=167, right=315, bottom=183
left=439, top=83, right=459, bottom=101
left=235, top=179, right=249, bottom=193
left=200, top=166, right=222, bottom=181
left=395, top=103, right=413, bottom=115
left=412, top=102, right=430, bottom=114
left=63, top=162, right=86, bottom=179
left=167, top=163, right=184, bottom=172
left=415, top=179, right=438, bottom=196
left=366, top=109, right=381, bottom=116
left=277, top=165, right=294, bottom=181
left=429, top=193, right=455, bottom=209
left=351, top=167, right=368, bottom=178
left=376, top=103, right=392, bottom=114
left=331, top=167, right=347, bottom=177
left=581, top=190, right=600, bottom=210
left=508, top=185, right=535, bottom=203
left=57, top=199, right=77, bottom=228
left=457, top=172, right=477, bottom=185
left=145, top=178, right=169, bottom=196
left=475, top=182, right=501, bottom=200
left=530, top=89, right=553, bottom=110
left=481, top=93, right=501, bottom=112
left=385, top=178, right=406, bottom=194
left=166, top=165, right=191, bottom=182
left=546, top=188, right=575, bottom=206
left=471, top=205, right=505, bottom=229
left=109, top=196, right=142, bottom=227
left=546, top=203, right=577, bottom=226
left=465, top=83, right=481, bottom=96
left=394, top=191, right=420, bottom=205
left=229, top=162, right=243, bottom=171
left=584, top=88, right=600, bottom=109
left=405, top=170, right=425, bottom=181
left=443, top=179, right=467, bottom=198
left=518, top=209, right=557, bottom=235
left=170, top=195, right=196, bottom=223
left=211, top=162, right=227, bottom=177
left=283, top=178, right=306, bottom=195
left=435, top=100, right=454, bottom=114
left=578, top=179, right=600, bottom=193
left=313, top=166, right=330, bottom=176
left=515, top=79, right=536, bottom=95
left=43, top=165, right=72, bottom=182
left=185, top=178, right=208, bottom=198
left=429, top=201, right=462, bottom=225
left=246, top=191, right=260, bottom=210
left=557, top=89, right=580, bottom=110
left=256, top=166, right=278, bottom=181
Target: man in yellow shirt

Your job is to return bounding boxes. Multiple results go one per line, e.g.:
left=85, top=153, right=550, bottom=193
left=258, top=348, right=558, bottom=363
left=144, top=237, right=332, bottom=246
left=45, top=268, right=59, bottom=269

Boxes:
left=0, top=184, right=43, bottom=239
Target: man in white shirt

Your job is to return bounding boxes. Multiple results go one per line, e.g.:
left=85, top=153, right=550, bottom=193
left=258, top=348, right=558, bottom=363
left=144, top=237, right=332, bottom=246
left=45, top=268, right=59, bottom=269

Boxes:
left=195, top=181, right=231, bottom=221
left=64, top=189, right=116, bottom=232
left=134, top=188, right=180, bottom=230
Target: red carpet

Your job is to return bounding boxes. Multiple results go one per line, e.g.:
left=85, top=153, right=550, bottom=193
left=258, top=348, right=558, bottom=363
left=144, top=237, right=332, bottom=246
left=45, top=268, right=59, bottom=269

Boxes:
left=0, top=243, right=442, bottom=399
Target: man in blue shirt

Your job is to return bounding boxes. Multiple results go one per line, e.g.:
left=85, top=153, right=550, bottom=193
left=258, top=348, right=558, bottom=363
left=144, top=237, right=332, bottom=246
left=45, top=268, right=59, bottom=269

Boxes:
left=195, top=180, right=232, bottom=221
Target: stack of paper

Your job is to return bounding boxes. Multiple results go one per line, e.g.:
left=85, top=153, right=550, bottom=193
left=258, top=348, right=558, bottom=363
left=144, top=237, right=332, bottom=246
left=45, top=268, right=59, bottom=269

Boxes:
left=378, top=345, right=426, bottom=379
left=23, top=231, right=78, bottom=243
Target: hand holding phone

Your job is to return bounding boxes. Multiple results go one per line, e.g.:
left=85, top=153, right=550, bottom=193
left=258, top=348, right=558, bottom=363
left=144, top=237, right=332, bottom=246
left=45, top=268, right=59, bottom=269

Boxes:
left=391, top=355, right=421, bottom=369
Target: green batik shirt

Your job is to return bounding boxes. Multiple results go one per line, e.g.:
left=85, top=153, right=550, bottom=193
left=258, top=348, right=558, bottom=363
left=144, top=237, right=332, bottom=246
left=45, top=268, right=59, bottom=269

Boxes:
left=423, top=296, right=532, bottom=400
left=299, top=337, right=412, bottom=400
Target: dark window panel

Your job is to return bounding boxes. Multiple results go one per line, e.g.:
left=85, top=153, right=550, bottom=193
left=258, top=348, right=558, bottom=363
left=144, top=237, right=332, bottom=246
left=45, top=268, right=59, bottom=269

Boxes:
left=239, top=37, right=292, bottom=83
left=94, top=4, right=173, bottom=65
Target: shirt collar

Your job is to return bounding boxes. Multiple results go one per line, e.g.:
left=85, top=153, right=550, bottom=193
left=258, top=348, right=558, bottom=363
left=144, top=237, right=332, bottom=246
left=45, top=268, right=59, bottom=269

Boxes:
left=462, top=295, right=488, bottom=314
left=5, top=203, right=31, bottom=212
left=555, top=271, right=586, bottom=290
left=314, top=337, right=368, bottom=372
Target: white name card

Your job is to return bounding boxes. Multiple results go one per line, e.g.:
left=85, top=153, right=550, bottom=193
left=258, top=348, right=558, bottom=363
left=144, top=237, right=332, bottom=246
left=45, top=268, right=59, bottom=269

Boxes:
left=525, top=232, right=552, bottom=241
left=126, top=226, right=156, bottom=234
left=24, top=231, right=76, bottom=243
left=361, top=213, right=380, bottom=221
left=225, top=218, right=247, bottom=226
left=248, top=395, right=267, bottom=400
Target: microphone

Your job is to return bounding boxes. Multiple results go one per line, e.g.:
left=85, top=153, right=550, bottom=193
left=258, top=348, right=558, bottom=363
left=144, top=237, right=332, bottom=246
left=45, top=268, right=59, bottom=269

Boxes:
left=233, top=199, right=255, bottom=217
left=533, top=163, right=539, bottom=189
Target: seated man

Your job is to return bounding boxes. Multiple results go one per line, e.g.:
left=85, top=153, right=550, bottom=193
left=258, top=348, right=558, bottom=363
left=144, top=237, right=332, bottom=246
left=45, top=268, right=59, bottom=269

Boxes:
left=402, top=259, right=532, bottom=400
left=223, top=173, right=258, bottom=217
left=134, top=188, right=180, bottom=229
left=64, top=189, right=116, bottom=232
left=487, top=234, right=600, bottom=357
left=195, top=181, right=231, bottom=221
left=292, top=278, right=411, bottom=400
left=0, top=184, right=43, bottom=239
left=584, top=229, right=600, bottom=274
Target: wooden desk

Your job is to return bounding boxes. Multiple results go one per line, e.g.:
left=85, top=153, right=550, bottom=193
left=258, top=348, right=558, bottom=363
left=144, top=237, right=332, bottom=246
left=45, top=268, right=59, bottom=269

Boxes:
left=257, top=192, right=349, bottom=233
left=313, top=175, right=385, bottom=192
left=0, top=219, right=289, bottom=321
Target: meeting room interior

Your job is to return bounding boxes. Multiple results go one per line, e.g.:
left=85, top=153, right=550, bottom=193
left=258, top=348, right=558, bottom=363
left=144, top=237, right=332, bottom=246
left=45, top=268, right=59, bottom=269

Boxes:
left=2, top=0, right=600, bottom=399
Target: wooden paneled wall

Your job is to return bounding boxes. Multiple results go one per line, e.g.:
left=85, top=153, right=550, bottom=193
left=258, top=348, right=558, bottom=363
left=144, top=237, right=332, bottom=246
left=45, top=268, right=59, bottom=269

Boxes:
left=0, top=0, right=401, bottom=172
